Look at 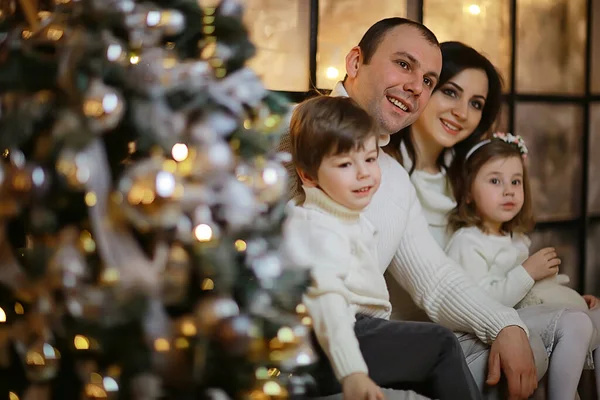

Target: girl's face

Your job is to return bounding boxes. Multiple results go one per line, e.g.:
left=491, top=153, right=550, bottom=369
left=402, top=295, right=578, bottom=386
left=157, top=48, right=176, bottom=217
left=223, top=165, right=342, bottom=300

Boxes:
left=411, top=68, right=489, bottom=150
left=470, top=156, right=525, bottom=234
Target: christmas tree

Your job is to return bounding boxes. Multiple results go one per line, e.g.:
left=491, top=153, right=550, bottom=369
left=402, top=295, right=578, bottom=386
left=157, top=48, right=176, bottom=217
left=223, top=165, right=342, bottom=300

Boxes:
left=0, top=0, right=315, bottom=398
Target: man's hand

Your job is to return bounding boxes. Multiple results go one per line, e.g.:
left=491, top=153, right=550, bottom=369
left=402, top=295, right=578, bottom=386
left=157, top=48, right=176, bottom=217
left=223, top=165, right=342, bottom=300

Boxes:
left=486, top=326, right=537, bottom=400
left=583, top=294, right=599, bottom=310
left=342, top=372, right=384, bottom=400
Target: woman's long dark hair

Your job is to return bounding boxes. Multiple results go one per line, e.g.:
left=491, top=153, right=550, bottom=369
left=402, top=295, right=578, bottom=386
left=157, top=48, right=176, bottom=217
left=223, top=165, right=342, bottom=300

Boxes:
left=383, top=41, right=504, bottom=181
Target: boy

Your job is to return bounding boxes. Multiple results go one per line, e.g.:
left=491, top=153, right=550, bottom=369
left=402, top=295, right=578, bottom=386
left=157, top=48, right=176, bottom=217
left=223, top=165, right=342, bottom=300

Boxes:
left=284, top=96, right=481, bottom=400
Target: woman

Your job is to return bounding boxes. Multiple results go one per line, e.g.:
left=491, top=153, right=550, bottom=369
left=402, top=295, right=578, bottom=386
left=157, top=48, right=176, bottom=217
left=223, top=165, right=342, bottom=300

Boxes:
left=383, top=41, right=502, bottom=248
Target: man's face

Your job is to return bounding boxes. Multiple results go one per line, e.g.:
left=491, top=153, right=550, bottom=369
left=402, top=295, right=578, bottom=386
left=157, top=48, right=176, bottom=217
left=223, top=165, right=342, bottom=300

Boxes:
left=349, top=25, right=442, bottom=135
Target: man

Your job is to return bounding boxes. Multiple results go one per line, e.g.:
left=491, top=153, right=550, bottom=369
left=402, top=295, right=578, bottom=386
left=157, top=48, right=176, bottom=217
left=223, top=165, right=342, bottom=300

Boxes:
left=279, top=18, right=548, bottom=400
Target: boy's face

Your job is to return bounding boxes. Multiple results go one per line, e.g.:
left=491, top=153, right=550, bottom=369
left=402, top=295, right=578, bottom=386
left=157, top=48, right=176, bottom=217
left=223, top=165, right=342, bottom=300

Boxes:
left=302, top=136, right=381, bottom=211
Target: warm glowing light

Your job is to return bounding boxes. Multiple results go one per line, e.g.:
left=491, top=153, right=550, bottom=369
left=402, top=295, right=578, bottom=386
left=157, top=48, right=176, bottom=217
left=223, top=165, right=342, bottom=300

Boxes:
left=0, top=307, right=5, bottom=323
left=171, top=143, right=189, bottom=161
left=85, top=191, right=97, bottom=206
left=234, top=240, right=247, bottom=252
left=263, top=381, right=284, bottom=395
left=325, top=66, right=339, bottom=80
left=277, top=327, right=295, bottom=343
left=467, top=4, right=481, bottom=15
left=194, top=224, right=213, bottom=242
left=154, top=338, right=170, bottom=352
left=181, top=321, right=197, bottom=336
left=74, top=335, right=90, bottom=350
left=201, top=278, right=215, bottom=291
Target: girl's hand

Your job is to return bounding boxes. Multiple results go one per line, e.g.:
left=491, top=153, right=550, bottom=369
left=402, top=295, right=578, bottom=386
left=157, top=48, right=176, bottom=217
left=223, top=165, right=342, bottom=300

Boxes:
left=583, top=295, right=599, bottom=310
left=523, top=247, right=561, bottom=281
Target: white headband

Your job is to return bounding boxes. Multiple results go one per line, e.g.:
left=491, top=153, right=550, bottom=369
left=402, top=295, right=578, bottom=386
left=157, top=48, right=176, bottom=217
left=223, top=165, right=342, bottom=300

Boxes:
left=465, top=139, right=491, bottom=160
left=465, top=133, right=529, bottom=161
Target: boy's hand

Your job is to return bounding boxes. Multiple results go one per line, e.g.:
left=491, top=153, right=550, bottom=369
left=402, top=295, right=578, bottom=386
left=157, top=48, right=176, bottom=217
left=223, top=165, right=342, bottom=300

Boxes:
left=523, top=247, right=560, bottom=281
left=342, top=372, right=385, bottom=400
left=583, top=294, right=599, bottom=310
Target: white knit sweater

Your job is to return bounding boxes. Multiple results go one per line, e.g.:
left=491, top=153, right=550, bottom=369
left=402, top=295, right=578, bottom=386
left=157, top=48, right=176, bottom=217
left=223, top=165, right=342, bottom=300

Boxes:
left=284, top=186, right=392, bottom=380
left=445, top=227, right=535, bottom=307
left=279, top=81, right=528, bottom=345
left=446, top=226, right=589, bottom=311
left=399, top=142, right=456, bottom=248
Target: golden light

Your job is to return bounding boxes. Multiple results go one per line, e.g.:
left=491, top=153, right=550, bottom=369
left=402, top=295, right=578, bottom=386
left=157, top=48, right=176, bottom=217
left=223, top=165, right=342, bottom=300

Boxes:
left=9, top=392, right=19, bottom=400
left=325, top=66, right=339, bottom=80
left=74, top=335, right=90, bottom=350
left=14, top=302, right=24, bottom=315
left=175, top=337, right=190, bottom=349
left=0, top=307, right=5, bottom=322
left=276, top=327, right=295, bottom=343
left=85, top=191, right=97, bottom=206
left=171, top=143, right=189, bottom=162
left=234, top=240, right=247, bottom=252
left=194, top=224, right=213, bottom=242
left=129, top=54, right=140, bottom=64
left=201, top=278, right=215, bottom=291
left=467, top=4, right=481, bottom=15
left=295, top=303, right=307, bottom=314
left=263, top=381, right=284, bottom=396
left=181, top=320, right=197, bottom=336
left=154, top=338, right=171, bottom=352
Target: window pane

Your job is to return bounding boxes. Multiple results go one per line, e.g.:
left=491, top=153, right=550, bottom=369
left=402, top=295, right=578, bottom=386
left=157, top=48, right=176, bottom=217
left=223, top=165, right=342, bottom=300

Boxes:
left=592, top=0, right=600, bottom=92
left=588, top=104, right=600, bottom=214
left=515, top=103, right=583, bottom=221
left=423, top=0, right=511, bottom=90
left=586, top=222, right=600, bottom=294
left=317, top=0, right=407, bottom=89
left=530, top=228, right=579, bottom=290
left=516, top=0, right=586, bottom=94
left=494, top=101, right=510, bottom=133
left=243, top=0, right=310, bottom=91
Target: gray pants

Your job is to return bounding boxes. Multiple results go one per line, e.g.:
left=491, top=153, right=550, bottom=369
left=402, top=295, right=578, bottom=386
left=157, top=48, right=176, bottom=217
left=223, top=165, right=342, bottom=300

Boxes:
left=457, top=330, right=549, bottom=399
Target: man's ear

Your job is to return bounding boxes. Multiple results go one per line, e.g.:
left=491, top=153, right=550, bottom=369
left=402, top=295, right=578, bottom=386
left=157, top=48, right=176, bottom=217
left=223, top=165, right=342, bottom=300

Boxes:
left=296, top=167, right=318, bottom=188
left=345, top=46, right=362, bottom=79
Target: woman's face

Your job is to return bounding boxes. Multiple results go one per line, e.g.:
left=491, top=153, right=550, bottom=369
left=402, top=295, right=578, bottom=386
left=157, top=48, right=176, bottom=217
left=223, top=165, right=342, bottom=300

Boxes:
left=411, top=68, right=489, bottom=150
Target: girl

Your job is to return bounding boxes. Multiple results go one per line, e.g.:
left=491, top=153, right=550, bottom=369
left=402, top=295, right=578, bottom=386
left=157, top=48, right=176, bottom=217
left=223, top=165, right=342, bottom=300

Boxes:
left=445, top=133, right=598, bottom=400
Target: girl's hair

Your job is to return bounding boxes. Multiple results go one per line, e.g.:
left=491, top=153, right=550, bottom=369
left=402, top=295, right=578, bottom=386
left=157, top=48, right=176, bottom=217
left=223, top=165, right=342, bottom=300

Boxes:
left=447, top=140, right=535, bottom=235
left=383, top=41, right=504, bottom=179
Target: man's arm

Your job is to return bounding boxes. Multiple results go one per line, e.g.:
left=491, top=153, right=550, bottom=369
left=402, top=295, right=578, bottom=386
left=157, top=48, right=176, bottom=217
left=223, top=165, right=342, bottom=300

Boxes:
left=386, top=188, right=527, bottom=342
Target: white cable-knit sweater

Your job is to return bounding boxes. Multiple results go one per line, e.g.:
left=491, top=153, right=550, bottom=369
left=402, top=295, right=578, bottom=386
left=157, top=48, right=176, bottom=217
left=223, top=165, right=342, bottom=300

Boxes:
left=446, top=226, right=589, bottom=311
left=445, top=227, right=535, bottom=307
left=284, top=186, right=392, bottom=380
left=279, top=81, right=528, bottom=345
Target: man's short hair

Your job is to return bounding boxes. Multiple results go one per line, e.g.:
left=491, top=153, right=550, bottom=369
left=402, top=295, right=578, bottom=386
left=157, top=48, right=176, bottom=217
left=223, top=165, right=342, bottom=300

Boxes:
left=289, top=96, right=378, bottom=179
left=358, top=18, right=439, bottom=64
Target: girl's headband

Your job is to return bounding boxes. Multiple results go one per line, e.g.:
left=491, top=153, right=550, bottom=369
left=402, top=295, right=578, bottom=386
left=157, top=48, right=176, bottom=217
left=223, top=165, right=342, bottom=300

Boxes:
left=465, top=132, right=529, bottom=160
